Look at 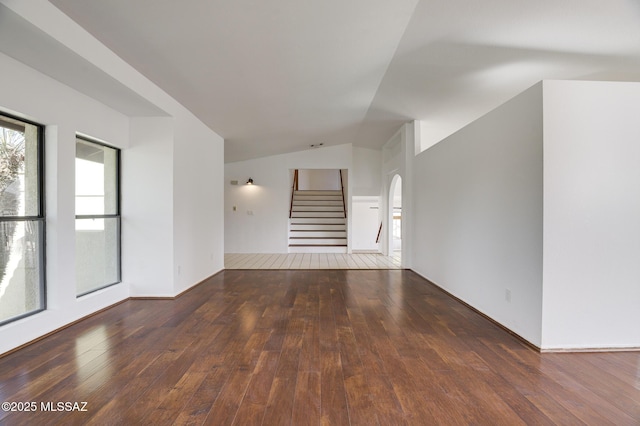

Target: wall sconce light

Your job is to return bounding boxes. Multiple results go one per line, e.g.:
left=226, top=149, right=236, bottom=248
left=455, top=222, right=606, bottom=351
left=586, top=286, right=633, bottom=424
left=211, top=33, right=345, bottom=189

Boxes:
left=246, top=178, right=254, bottom=185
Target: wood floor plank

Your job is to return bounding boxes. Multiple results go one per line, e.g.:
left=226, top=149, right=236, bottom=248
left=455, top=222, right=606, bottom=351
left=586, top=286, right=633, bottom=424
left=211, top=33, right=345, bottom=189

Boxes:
left=336, top=326, right=379, bottom=425
left=1, top=270, right=638, bottom=425
left=291, top=371, right=321, bottom=425
left=144, top=368, right=209, bottom=425
left=538, top=352, right=640, bottom=423
left=343, top=304, right=406, bottom=423
left=262, top=377, right=297, bottom=425
left=298, top=284, right=321, bottom=373
left=231, top=350, right=280, bottom=425
left=320, top=351, right=350, bottom=425
left=171, top=365, right=235, bottom=425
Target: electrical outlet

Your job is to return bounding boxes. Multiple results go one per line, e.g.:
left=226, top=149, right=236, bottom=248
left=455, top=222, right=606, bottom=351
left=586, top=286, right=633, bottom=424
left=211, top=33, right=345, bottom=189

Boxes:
left=505, top=289, right=511, bottom=302
left=247, top=210, right=253, bottom=215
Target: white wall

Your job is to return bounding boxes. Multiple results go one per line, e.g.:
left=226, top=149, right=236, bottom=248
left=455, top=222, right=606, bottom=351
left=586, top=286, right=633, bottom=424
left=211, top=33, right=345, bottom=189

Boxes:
left=297, top=169, right=341, bottom=190
left=351, top=196, right=380, bottom=252
left=411, top=84, right=544, bottom=346
left=541, top=80, right=640, bottom=349
left=122, top=118, right=174, bottom=297
left=225, top=144, right=352, bottom=253
left=352, top=147, right=381, bottom=196
left=122, top=102, right=225, bottom=300
left=0, top=2, right=226, bottom=354
left=0, top=52, right=131, bottom=354
left=173, top=117, right=225, bottom=294
left=225, top=158, right=292, bottom=253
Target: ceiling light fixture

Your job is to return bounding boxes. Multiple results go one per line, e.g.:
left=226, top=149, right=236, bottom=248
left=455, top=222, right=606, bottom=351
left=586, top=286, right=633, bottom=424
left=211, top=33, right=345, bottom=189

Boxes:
left=246, top=177, right=254, bottom=185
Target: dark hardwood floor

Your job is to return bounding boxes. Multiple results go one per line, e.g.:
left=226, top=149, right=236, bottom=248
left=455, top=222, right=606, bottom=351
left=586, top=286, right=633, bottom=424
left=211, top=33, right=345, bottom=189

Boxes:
left=0, top=270, right=638, bottom=425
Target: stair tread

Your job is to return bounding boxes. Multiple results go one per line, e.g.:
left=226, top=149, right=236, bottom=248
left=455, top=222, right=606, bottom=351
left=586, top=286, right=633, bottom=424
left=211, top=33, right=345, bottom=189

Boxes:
left=291, top=215, right=345, bottom=217
left=292, top=212, right=344, bottom=214
left=290, top=230, right=346, bottom=232
left=289, top=245, right=347, bottom=247
left=292, top=213, right=344, bottom=215
left=290, top=222, right=345, bottom=224
left=290, top=220, right=345, bottom=222
left=290, top=189, right=347, bottom=249
left=290, top=236, right=347, bottom=239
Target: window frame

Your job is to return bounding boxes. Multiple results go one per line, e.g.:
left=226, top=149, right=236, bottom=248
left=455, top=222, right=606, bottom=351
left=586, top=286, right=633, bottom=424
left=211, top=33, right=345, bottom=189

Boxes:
left=0, top=111, right=46, bottom=326
left=75, top=135, right=121, bottom=297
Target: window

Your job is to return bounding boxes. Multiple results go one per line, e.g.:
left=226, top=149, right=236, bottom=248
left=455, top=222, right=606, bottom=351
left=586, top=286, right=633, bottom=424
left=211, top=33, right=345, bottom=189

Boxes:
left=75, top=137, right=120, bottom=296
left=0, top=113, right=45, bottom=325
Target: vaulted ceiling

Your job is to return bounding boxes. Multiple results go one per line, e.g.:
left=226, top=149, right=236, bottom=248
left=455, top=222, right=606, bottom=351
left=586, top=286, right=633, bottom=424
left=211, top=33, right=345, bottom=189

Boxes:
left=8, top=1, right=640, bottom=162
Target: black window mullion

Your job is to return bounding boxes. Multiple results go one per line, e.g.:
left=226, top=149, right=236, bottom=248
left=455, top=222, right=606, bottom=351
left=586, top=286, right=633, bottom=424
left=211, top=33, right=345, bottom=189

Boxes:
left=0, top=216, right=45, bottom=222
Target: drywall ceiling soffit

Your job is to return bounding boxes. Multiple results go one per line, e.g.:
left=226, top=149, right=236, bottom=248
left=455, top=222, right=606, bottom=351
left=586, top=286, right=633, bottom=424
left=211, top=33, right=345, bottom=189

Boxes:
left=0, top=3, right=168, bottom=117
left=36, top=0, right=640, bottom=161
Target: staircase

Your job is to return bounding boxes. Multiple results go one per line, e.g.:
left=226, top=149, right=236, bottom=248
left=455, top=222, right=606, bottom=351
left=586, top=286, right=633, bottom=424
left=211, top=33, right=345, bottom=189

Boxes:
left=289, top=190, right=347, bottom=253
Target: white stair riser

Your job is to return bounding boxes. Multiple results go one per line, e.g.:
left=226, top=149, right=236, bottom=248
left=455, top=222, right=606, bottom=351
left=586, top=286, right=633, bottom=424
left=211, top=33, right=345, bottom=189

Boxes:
left=290, top=231, right=347, bottom=238
left=293, top=195, right=343, bottom=202
left=289, top=188, right=347, bottom=251
left=291, top=211, right=345, bottom=218
left=289, top=238, right=346, bottom=245
left=290, top=224, right=346, bottom=231
left=293, top=200, right=343, bottom=206
left=290, top=218, right=346, bottom=224
left=292, top=206, right=344, bottom=212
left=288, top=246, right=347, bottom=254
left=294, top=190, right=342, bottom=196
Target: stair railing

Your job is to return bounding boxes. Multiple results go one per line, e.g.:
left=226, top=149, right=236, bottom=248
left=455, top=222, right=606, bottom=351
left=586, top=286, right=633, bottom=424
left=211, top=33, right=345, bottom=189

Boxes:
left=289, top=169, right=298, bottom=218
left=339, top=169, right=347, bottom=218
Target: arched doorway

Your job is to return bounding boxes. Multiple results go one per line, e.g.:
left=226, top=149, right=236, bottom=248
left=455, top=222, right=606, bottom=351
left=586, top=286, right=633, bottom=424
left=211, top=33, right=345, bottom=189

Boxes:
left=388, top=175, right=402, bottom=262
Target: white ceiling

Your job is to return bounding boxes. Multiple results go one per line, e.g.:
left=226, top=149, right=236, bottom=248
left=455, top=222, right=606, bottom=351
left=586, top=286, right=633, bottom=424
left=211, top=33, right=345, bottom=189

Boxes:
left=17, top=1, right=640, bottom=161
left=0, top=3, right=168, bottom=117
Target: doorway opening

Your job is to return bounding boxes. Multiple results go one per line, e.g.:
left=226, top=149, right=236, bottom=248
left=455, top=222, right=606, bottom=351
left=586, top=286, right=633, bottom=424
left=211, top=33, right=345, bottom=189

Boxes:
left=288, top=169, right=347, bottom=253
left=389, top=175, right=402, bottom=262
